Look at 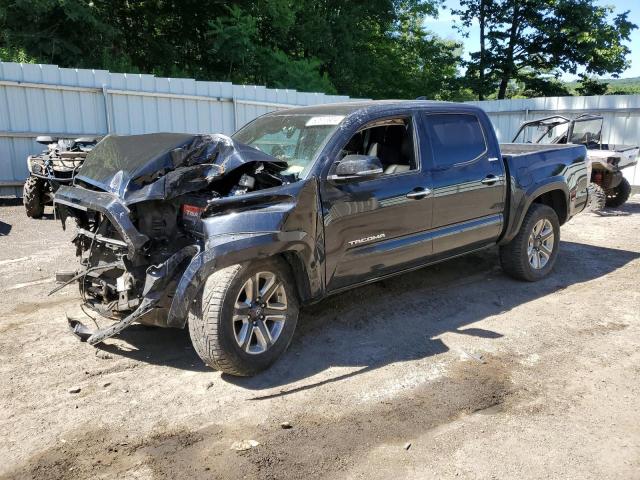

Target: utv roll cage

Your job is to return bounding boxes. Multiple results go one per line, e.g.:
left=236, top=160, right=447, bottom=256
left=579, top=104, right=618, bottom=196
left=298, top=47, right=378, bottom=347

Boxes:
left=512, top=114, right=604, bottom=148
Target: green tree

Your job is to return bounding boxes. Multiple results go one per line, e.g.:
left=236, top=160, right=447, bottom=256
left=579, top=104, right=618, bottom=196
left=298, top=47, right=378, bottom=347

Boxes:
left=575, top=75, right=608, bottom=96
left=0, top=0, right=463, bottom=100
left=454, top=0, right=637, bottom=99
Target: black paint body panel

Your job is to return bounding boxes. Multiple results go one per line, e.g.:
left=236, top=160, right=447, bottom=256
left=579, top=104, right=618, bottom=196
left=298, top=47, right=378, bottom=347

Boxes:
left=55, top=101, right=589, bottom=328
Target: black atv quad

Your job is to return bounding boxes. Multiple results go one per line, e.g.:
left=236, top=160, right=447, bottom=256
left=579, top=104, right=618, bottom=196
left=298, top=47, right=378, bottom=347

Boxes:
left=24, top=136, right=99, bottom=218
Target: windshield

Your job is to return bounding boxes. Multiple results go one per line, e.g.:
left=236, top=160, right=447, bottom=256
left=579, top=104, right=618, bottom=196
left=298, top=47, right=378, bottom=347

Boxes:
left=232, top=113, right=344, bottom=178
left=514, top=121, right=569, bottom=144
left=569, top=119, right=602, bottom=146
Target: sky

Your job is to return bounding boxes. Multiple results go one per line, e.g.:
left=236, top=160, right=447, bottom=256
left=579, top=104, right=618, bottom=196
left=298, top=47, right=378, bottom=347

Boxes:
left=423, top=0, right=640, bottom=80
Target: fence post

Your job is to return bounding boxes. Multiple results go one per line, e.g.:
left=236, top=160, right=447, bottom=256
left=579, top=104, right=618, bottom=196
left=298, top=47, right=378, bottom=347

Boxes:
left=102, top=84, right=112, bottom=134
left=232, top=96, right=238, bottom=132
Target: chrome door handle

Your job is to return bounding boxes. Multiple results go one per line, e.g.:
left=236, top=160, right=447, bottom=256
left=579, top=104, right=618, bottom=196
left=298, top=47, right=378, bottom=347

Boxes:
left=406, top=187, right=431, bottom=199
left=481, top=175, right=503, bottom=185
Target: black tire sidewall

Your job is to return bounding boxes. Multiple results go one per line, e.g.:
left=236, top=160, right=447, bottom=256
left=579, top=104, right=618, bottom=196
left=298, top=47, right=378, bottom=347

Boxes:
left=605, top=177, right=631, bottom=208
left=519, top=205, right=560, bottom=281
left=215, top=259, right=299, bottom=374
left=23, top=176, right=45, bottom=218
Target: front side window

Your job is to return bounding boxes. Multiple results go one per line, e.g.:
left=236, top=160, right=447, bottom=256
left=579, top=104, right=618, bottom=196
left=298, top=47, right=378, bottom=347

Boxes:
left=424, top=114, right=487, bottom=168
left=338, top=117, right=417, bottom=175
left=233, top=114, right=343, bottom=178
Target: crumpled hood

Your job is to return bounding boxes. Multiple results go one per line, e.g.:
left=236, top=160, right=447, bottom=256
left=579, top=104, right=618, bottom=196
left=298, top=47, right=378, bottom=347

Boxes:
left=75, top=133, right=286, bottom=204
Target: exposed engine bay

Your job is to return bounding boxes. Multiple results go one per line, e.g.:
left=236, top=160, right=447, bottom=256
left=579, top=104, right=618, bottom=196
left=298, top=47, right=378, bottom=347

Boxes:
left=53, top=133, right=295, bottom=342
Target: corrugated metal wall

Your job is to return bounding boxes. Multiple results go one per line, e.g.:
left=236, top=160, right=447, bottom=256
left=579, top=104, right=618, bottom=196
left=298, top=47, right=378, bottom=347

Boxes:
left=3, top=61, right=639, bottom=197
left=466, top=95, right=640, bottom=186
left=0, top=62, right=353, bottom=197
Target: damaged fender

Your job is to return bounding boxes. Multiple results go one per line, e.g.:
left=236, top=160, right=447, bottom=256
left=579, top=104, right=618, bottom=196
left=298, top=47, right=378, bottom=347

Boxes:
left=167, top=179, right=325, bottom=327
left=167, top=231, right=310, bottom=328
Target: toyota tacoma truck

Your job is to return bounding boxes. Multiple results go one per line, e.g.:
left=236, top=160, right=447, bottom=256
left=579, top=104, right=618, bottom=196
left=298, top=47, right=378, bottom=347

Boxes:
left=53, top=101, right=590, bottom=376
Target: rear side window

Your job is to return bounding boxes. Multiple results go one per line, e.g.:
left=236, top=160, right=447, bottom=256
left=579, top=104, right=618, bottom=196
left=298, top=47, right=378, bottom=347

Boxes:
left=424, top=114, right=487, bottom=168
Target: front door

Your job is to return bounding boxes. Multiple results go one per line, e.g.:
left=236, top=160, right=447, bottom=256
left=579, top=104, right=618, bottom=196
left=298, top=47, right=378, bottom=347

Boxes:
left=320, top=115, right=434, bottom=291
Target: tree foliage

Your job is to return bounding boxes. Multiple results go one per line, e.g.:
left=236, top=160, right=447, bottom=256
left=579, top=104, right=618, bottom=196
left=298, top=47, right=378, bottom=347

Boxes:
left=575, top=75, right=608, bottom=96
left=453, top=0, right=637, bottom=99
left=0, top=0, right=636, bottom=100
left=0, top=0, right=463, bottom=100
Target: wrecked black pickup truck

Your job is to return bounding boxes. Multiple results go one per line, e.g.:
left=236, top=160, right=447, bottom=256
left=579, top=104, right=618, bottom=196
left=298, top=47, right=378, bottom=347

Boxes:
left=54, top=101, right=590, bottom=376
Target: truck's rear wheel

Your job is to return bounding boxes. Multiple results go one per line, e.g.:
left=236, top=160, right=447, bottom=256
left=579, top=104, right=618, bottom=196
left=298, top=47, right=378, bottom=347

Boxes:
left=605, top=177, right=631, bottom=208
left=23, top=176, right=45, bottom=219
left=188, top=258, right=299, bottom=376
left=499, top=204, right=560, bottom=282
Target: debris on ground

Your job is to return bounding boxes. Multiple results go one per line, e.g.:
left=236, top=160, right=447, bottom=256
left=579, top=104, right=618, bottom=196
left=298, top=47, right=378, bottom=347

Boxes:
left=230, top=440, right=260, bottom=451
left=461, top=350, right=486, bottom=363
left=95, top=350, right=113, bottom=360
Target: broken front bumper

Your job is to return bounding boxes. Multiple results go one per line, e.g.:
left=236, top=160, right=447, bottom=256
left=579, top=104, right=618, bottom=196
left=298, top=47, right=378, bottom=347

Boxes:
left=54, top=185, right=201, bottom=344
left=65, top=243, right=200, bottom=345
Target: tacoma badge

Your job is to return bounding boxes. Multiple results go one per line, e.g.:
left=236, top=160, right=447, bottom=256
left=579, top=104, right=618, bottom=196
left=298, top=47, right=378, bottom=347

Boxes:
left=348, top=233, right=386, bottom=246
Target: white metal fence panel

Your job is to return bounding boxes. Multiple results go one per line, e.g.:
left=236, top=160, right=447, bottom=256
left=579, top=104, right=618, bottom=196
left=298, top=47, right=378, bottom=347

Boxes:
left=0, top=62, right=352, bottom=197
left=467, top=95, right=640, bottom=186
left=4, top=62, right=638, bottom=197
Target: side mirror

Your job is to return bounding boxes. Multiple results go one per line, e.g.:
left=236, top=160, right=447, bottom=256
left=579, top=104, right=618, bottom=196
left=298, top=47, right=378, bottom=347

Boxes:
left=328, top=154, right=383, bottom=181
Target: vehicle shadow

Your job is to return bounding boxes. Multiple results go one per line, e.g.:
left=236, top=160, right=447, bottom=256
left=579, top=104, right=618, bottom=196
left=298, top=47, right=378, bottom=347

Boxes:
left=223, top=240, right=639, bottom=395
left=0, top=199, right=20, bottom=235
left=94, top=237, right=639, bottom=381
left=594, top=200, right=640, bottom=217
left=95, top=324, right=210, bottom=372
left=0, top=221, right=11, bottom=236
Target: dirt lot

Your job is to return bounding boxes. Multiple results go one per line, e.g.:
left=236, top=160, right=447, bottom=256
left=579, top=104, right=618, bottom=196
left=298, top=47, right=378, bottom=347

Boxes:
left=0, top=197, right=639, bottom=480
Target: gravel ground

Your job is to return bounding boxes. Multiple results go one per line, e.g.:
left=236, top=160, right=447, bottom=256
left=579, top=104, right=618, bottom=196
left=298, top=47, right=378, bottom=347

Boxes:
left=0, top=197, right=639, bottom=480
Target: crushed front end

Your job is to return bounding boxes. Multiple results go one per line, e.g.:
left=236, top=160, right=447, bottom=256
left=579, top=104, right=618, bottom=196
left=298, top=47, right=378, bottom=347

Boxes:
left=53, top=133, right=291, bottom=345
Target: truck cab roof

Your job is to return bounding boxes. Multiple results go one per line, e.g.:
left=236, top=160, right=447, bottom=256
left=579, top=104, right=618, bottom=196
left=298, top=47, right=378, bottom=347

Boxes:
left=270, top=100, right=482, bottom=118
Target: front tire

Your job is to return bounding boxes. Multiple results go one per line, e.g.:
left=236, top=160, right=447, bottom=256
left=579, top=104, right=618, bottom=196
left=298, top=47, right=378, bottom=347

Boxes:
left=500, top=204, right=560, bottom=282
left=23, top=176, right=45, bottom=218
left=188, top=258, right=299, bottom=376
left=605, top=177, right=631, bottom=208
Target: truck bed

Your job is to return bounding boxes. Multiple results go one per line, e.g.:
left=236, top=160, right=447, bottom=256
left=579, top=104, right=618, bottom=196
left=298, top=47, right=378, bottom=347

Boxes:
left=498, top=142, right=589, bottom=224
left=499, top=143, right=583, bottom=158
left=598, top=144, right=639, bottom=153
left=586, top=145, right=639, bottom=171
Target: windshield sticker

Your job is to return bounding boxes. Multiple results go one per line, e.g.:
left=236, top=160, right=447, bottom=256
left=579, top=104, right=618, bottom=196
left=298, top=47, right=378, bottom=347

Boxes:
left=305, top=115, right=345, bottom=127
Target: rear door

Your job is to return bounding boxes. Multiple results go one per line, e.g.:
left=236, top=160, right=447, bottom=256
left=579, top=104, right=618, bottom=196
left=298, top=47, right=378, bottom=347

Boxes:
left=421, top=112, right=506, bottom=255
left=320, top=114, right=434, bottom=291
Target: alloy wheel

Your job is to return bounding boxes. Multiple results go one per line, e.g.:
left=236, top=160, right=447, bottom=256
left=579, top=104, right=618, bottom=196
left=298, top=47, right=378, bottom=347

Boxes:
left=527, top=218, right=554, bottom=269
left=233, top=271, right=288, bottom=354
